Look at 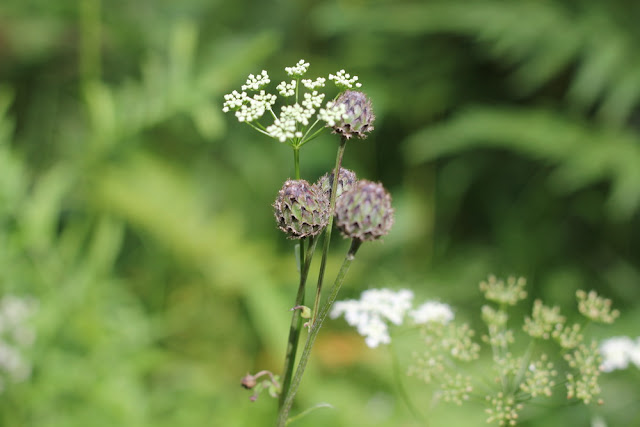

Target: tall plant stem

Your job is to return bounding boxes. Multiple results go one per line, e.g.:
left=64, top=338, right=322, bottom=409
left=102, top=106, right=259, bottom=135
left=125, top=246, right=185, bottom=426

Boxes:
left=277, top=239, right=362, bottom=427
left=293, top=147, right=301, bottom=180
left=278, top=235, right=318, bottom=408
left=278, top=146, right=309, bottom=409
left=310, top=136, right=347, bottom=327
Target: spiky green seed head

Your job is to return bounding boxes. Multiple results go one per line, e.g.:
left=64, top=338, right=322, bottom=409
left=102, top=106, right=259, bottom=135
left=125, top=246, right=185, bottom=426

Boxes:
left=315, top=168, right=357, bottom=201
left=335, top=180, right=394, bottom=241
left=273, top=179, right=329, bottom=239
left=331, top=90, right=375, bottom=140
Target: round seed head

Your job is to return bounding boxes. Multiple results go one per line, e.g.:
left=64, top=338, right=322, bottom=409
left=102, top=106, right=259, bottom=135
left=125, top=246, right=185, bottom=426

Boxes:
left=273, top=179, right=329, bottom=239
left=335, top=180, right=394, bottom=241
left=315, top=168, right=357, bottom=201
left=331, top=91, right=375, bottom=140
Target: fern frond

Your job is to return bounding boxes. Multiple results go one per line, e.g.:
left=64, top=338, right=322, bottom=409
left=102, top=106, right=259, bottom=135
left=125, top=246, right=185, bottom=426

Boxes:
left=405, top=106, right=640, bottom=218
left=315, top=0, right=640, bottom=126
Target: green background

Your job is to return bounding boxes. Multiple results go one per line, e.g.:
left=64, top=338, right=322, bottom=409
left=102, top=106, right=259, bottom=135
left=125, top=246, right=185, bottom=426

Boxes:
left=1, top=0, right=639, bottom=425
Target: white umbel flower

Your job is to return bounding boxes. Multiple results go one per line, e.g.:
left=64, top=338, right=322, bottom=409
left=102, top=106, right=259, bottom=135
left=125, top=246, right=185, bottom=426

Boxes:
left=222, top=60, right=364, bottom=144
left=599, top=336, right=638, bottom=372
left=329, top=69, right=362, bottom=89
left=317, top=101, right=348, bottom=127
left=276, top=80, right=297, bottom=97
left=285, top=59, right=310, bottom=76
left=409, top=301, right=455, bottom=325
left=331, top=289, right=414, bottom=348
left=301, top=77, right=326, bottom=89
left=241, top=70, right=270, bottom=91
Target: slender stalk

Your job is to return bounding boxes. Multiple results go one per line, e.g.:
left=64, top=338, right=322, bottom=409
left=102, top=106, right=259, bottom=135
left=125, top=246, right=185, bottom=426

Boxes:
left=277, top=239, right=362, bottom=427
left=278, top=236, right=318, bottom=408
left=310, top=136, right=347, bottom=327
left=293, top=147, right=301, bottom=180
left=278, top=146, right=308, bottom=409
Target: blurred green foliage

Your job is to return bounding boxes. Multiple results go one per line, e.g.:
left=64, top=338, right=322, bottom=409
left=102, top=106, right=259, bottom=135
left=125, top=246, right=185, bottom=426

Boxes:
left=1, top=0, right=639, bottom=425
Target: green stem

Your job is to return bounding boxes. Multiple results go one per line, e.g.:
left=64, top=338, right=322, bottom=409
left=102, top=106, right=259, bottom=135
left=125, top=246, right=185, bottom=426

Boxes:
left=277, top=239, right=362, bottom=427
left=511, top=339, right=535, bottom=395
left=278, top=146, right=308, bottom=409
left=293, top=147, right=301, bottom=180
left=278, top=236, right=318, bottom=409
left=310, top=136, right=347, bottom=327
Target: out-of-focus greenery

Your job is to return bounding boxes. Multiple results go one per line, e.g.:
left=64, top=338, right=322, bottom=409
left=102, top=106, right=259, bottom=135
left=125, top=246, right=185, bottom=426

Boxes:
left=1, top=0, right=639, bottom=425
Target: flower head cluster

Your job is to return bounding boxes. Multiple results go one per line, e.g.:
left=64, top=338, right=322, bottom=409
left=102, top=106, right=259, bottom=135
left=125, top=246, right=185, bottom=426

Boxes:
left=552, top=323, right=583, bottom=349
left=329, top=69, right=362, bottom=89
left=315, top=167, right=357, bottom=201
left=409, top=301, right=455, bottom=324
left=519, top=354, right=557, bottom=398
left=335, top=180, right=394, bottom=241
left=276, top=80, right=296, bottom=97
left=273, top=179, right=329, bottom=239
left=331, top=289, right=414, bottom=348
left=301, top=77, right=326, bottom=90
left=479, top=275, right=527, bottom=306
left=241, top=70, right=270, bottom=91
left=485, top=392, right=523, bottom=426
left=576, top=290, right=620, bottom=323
left=285, top=60, right=310, bottom=76
left=565, top=341, right=602, bottom=404
left=0, top=295, right=37, bottom=391
left=222, top=90, right=277, bottom=123
left=523, top=300, right=565, bottom=339
left=330, top=91, right=375, bottom=140
left=408, top=277, right=619, bottom=425
left=331, top=288, right=455, bottom=348
left=599, top=336, right=640, bottom=372
left=222, top=60, right=365, bottom=146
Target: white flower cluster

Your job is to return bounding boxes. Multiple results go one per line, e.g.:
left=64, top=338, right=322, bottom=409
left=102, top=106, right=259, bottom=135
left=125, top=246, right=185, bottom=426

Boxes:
left=0, top=295, right=37, bottom=391
left=409, top=301, right=455, bottom=324
left=276, top=80, right=297, bottom=97
left=222, top=90, right=277, bottom=123
left=329, top=69, right=362, bottom=89
left=266, top=104, right=308, bottom=142
left=317, top=101, right=348, bottom=127
left=331, top=289, right=454, bottom=348
left=241, top=70, right=270, bottom=91
left=285, top=59, right=310, bottom=76
left=599, top=336, right=640, bottom=372
left=301, top=77, right=326, bottom=90
left=222, top=60, right=364, bottom=144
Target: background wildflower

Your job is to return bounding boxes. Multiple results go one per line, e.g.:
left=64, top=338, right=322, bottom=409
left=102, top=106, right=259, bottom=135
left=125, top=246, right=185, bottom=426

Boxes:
left=0, top=295, right=37, bottom=391
left=599, top=336, right=640, bottom=372
left=331, top=289, right=413, bottom=348
left=409, top=301, right=454, bottom=325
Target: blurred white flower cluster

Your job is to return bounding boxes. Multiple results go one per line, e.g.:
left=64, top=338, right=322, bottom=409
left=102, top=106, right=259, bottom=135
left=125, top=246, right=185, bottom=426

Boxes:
left=330, top=289, right=454, bottom=348
left=599, top=336, right=640, bottom=372
left=0, top=295, right=37, bottom=391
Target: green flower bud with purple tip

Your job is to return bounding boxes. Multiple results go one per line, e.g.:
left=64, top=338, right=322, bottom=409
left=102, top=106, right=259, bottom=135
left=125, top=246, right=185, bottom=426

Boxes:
left=273, top=180, right=329, bottom=239
left=315, top=168, right=357, bottom=201
left=335, top=180, right=394, bottom=241
left=330, top=90, right=375, bottom=140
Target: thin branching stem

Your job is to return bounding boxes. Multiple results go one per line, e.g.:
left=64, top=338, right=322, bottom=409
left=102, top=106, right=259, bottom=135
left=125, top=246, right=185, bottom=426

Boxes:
left=277, top=239, right=362, bottom=427
left=278, top=235, right=318, bottom=409
left=278, top=148, right=313, bottom=409
left=310, top=136, right=347, bottom=327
